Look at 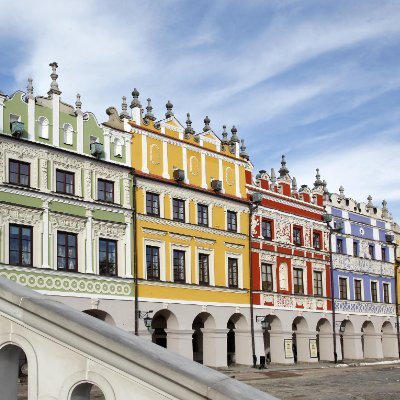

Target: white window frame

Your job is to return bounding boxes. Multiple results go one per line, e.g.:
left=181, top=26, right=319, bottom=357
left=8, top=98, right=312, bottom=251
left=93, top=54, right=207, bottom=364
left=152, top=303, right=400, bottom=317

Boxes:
left=143, top=238, right=166, bottom=281
left=170, top=243, right=191, bottom=284
left=312, top=267, right=325, bottom=297
left=260, top=261, right=277, bottom=292
left=225, top=251, right=243, bottom=289
left=382, top=282, right=391, bottom=303
left=292, top=264, right=307, bottom=295
left=171, top=196, right=188, bottom=223
left=353, top=277, right=364, bottom=301
left=337, top=275, right=350, bottom=300
left=37, top=116, right=49, bottom=139
left=63, top=123, right=74, bottom=145
left=370, top=279, right=380, bottom=303
left=196, top=246, right=215, bottom=286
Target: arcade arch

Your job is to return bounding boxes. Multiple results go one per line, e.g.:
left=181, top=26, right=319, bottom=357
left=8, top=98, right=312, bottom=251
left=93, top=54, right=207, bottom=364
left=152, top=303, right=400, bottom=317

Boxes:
left=83, top=310, right=115, bottom=326
left=70, top=382, right=105, bottom=400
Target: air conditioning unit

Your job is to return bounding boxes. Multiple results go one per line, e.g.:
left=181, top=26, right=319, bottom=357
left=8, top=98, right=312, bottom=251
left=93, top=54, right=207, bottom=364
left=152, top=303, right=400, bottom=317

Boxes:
left=211, top=179, right=222, bottom=192
left=90, top=142, right=104, bottom=158
left=11, top=121, right=24, bottom=138
left=251, top=192, right=263, bottom=204
left=173, top=169, right=185, bottom=182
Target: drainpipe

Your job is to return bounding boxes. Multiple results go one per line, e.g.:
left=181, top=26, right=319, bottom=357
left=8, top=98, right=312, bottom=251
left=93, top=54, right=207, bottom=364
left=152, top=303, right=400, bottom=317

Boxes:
left=131, top=169, right=139, bottom=336
left=328, top=228, right=338, bottom=363
left=394, top=243, right=400, bottom=359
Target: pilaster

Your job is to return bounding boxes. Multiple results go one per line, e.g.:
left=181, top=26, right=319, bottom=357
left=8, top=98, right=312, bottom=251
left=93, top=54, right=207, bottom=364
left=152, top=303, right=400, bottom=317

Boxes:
left=201, top=328, right=229, bottom=367
left=85, top=210, right=93, bottom=274
left=165, top=329, right=194, bottom=360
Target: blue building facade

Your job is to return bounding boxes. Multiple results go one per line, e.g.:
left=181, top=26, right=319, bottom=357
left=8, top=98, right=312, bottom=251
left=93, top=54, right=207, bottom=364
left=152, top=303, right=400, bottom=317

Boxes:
left=325, top=189, right=398, bottom=360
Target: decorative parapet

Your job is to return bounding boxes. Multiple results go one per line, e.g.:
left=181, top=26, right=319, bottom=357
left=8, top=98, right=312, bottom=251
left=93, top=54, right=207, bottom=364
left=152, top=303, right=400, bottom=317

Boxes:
left=261, top=292, right=327, bottom=311
left=0, top=266, right=133, bottom=297
left=332, top=253, right=394, bottom=277
left=334, top=299, right=395, bottom=316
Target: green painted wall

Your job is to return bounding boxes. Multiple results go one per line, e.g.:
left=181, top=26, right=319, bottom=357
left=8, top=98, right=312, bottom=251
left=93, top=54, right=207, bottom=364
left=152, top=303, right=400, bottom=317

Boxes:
left=83, top=113, right=104, bottom=156
left=93, top=209, right=125, bottom=223
left=3, top=92, right=29, bottom=139
left=0, top=192, right=42, bottom=208
left=59, top=110, right=78, bottom=151
left=50, top=201, right=86, bottom=217
left=34, top=103, right=53, bottom=144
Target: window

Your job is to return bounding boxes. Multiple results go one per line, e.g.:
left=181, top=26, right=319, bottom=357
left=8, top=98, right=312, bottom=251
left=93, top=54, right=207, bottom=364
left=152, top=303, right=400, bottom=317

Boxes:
left=262, top=220, right=272, bottom=240
left=198, top=253, right=209, bottom=285
left=9, top=224, right=32, bottom=267
left=261, top=263, right=273, bottom=292
left=227, top=211, right=237, bottom=232
left=313, top=232, right=321, bottom=250
left=383, top=283, right=390, bottom=304
left=339, top=277, right=347, bottom=300
left=173, top=250, right=185, bottom=283
left=381, top=247, right=387, bottom=262
left=228, top=258, right=238, bottom=288
left=146, top=192, right=160, bottom=216
left=173, top=199, right=185, bottom=222
left=99, top=239, right=117, bottom=276
left=293, top=268, right=304, bottom=294
left=293, top=227, right=302, bottom=246
left=56, top=169, right=74, bottom=195
left=57, top=232, right=77, bottom=272
left=38, top=116, right=49, bottom=139
left=354, top=279, right=362, bottom=301
left=336, top=238, right=343, bottom=254
left=98, top=179, right=114, bottom=203
left=353, top=241, right=358, bottom=257
left=63, top=123, right=73, bottom=145
left=114, top=138, right=123, bottom=157
left=146, top=246, right=160, bottom=280
left=9, top=159, right=30, bottom=186
left=369, top=244, right=375, bottom=259
left=371, top=281, right=378, bottom=303
left=313, top=271, right=323, bottom=296
left=197, top=204, right=208, bottom=226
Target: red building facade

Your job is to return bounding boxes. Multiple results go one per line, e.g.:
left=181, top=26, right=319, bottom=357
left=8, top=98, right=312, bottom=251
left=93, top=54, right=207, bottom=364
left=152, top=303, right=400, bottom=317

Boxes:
left=247, top=157, right=333, bottom=364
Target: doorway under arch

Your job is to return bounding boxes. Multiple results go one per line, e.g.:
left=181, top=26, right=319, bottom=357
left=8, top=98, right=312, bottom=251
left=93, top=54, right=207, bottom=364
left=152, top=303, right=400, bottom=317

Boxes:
left=316, top=318, right=333, bottom=361
left=382, top=321, right=398, bottom=358
left=262, top=315, right=282, bottom=363
left=292, top=316, right=309, bottom=363
left=192, top=312, right=216, bottom=365
left=226, top=313, right=249, bottom=365
left=0, top=344, right=28, bottom=400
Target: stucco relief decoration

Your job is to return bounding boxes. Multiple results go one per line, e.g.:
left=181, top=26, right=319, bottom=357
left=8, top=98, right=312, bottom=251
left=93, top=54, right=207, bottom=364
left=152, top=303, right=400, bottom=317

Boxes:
left=304, top=227, right=311, bottom=247
left=335, top=299, right=395, bottom=315
left=263, top=293, right=274, bottom=305
left=189, top=156, right=199, bottom=176
left=50, top=214, right=86, bottom=234
left=274, top=218, right=291, bottom=244
left=323, top=232, right=329, bottom=251
left=150, top=144, right=161, bottom=165
left=0, top=204, right=42, bottom=225
left=225, top=167, right=234, bottom=186
left=360, top=240, right=371, bottom=259
left=251, top=214, right=260, bottom=236
left=261, top=252, right=275, bottom=263
left=40, top=159, right=48, bottom=191
left=279, top=262, right=288, bottom=290
left=93, top=221, right=126, bottom=240
left=332, top=254, right=394, bottom=277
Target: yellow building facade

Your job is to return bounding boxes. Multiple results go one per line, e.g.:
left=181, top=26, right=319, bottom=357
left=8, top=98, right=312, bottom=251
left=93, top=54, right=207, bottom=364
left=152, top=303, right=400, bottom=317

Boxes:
left=128, top=94, right=253, bottom=367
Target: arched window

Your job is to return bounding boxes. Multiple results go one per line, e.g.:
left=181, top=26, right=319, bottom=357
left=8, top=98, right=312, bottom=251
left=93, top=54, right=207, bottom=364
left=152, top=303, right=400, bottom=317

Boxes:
left=63, top=123, right=74, bottom=145
left=114, top=138, right=123, bottom=157
left=38, top=116, right=49, bottom=139
left=71, top=382, right=105, bottom=400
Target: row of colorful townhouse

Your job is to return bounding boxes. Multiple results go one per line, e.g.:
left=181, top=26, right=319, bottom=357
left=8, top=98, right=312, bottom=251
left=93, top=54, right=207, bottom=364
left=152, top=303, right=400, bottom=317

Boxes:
left=0, top=63, right=398, bottom=368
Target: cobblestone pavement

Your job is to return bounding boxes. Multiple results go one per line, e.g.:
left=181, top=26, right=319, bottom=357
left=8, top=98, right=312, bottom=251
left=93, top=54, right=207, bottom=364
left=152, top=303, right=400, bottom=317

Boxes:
left=219, top=363, right=400, bottom=400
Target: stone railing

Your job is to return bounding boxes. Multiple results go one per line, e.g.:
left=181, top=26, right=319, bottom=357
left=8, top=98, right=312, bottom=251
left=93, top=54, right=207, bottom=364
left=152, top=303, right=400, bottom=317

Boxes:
left=334, top=299, right=396, bottom=316
left=262, top=292, right=327, bottom=311
left=332, top=254, right=394, bottom=277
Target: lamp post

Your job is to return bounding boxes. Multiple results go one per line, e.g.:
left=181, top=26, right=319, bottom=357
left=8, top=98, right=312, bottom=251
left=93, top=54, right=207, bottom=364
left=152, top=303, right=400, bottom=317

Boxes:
left=385, top=233, right=400, bottom=359
left=322, top=213, right=343, bottom=364
left=249, top=192, right=262, bottom=368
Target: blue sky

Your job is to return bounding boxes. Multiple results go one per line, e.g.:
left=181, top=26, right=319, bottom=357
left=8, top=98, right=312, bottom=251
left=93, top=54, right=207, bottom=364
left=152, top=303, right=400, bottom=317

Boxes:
left=1, top=0, right=400, bottom=220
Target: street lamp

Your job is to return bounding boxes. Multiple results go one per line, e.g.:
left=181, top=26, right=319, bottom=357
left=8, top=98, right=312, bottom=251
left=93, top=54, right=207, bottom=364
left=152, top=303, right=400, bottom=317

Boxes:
left=138, top=310, right=153, bottom=329
left=256, top=315, right=270, bottom=331
left=249, top=192, right=263, bottom=368
left=323, top=213, right=343, bottom=364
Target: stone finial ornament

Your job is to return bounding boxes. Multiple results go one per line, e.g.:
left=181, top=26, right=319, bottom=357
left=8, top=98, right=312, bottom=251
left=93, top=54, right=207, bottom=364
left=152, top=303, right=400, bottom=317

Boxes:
left=230, top=125, right=240, bottom=143
left=165, top=100, right=174, bottom=118
left=130, top=88, right=141, bottom=109
left=239, top=139, right=249, bottom=160
left=184, top=113, right=194, bottom=138
left=339, top=185, right=345, bottom=200
left=382, top=199, right=389, bottom=218
left=366, top=195, right=374, bottom=209
left=278, top=155, right=289, bottom=178
left=292, top=176, right=298, bottom=193
left=314, top=168, right=323, bottom=187
left=27, top=78, right=34, bottom=98
left=120, top=96, right=130, bottom=119
left=144, top=98, right=156, bottom=121
left=203, top=115, right=211, bottom=132
left=270, top=168, right=277, bottom=187
left=75, top=94, right=82, bottom=110
left=221, top=125, right=229, bottom=144
left=48, top=61, right=61, bottom=95
left=323, top=180, right=330, bottom=201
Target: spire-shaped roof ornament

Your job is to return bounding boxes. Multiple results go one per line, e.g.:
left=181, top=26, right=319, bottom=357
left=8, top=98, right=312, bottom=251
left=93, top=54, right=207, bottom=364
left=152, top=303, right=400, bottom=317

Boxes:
left=26, top=77, right=34, bottom=99
left=48, top=62, right=61, bottom=96
left=278, top=155, right=289, bottom=178
left=382, top=199, right=389, bottom=218
left=165, top=100, right=174, bottom=118
left=144, top=98, right=156, bottom=121
left=203, top=115, right=211, bottom=132
left=270, top=168, right=277, bottom=187
left=75, top=93, right=82, bottom=110
left=323, top=180, right=330, bottom=201
left=239, top=139, right=249, bottom=160
left=314, top=168, right=323, bottom=187
left=120, top=96, right=130, bottom=119
left=339, top=185, right=345, bottom=200
left=230, top=125, right=240, bottom=143
left=184, top=112, right=194, bottom=138
left=221, top=125, right=229, bottom=144
left=130, top=88, right=141, bottom=109
left=366, top=195, right=374, bottom=209
left=291, top=176, right=298, bottom=193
